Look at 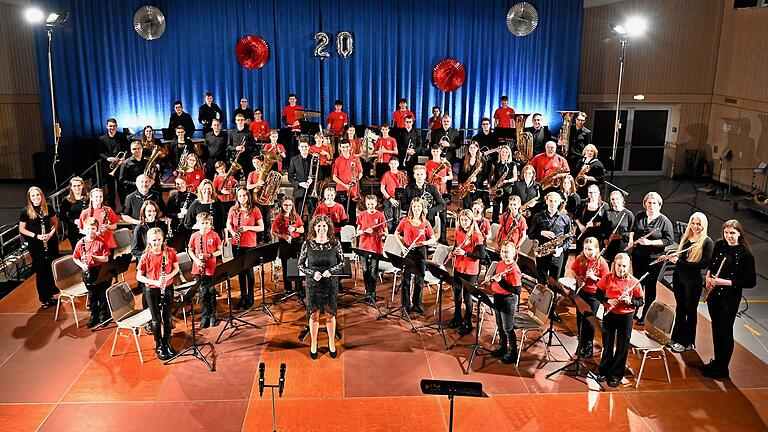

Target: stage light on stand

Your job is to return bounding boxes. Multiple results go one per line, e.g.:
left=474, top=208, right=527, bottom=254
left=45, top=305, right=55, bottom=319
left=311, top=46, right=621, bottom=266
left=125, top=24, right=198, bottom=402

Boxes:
left=24, top=8, right=44, bottom=24
left=46, top=12, right=69, bottom=26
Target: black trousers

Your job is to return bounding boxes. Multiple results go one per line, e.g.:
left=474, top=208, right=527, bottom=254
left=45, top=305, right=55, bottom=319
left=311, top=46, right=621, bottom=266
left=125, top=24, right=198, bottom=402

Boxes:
left=233, top=246, right=255, bottom=308
left=453, top=272, right=477, bottom=322
left=144, top=285, right=173, bottom=343
left=577, top=290, right=601, bottom=349
left=636, top=256, right=663, bottom=321
left=599, top=312, right=634, bottom=379
left=707, top=287, right=743, bottom=373
left=400, top=248, right=426, bottom=309
left=361, top=255, right=379, bottom=296
left=671, top=272, right=704, bottom=347
left=535, top=254, right=565, bottom=285
left=197, top=274, right=217, bottom=320
left=491, top=193, right=511, bottom=223
left=382, top=199, right=400, bottom=233
left=278, top=240, right=300, bottom=293
left=494, top=292, right=519, bottom=352
left=30, top=246, right=58, bottom=303
left=84, top=266, right=109, bottom=319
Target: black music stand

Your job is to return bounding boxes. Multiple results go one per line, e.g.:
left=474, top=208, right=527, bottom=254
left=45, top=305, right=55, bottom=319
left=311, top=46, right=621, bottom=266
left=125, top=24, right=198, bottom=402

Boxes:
left=167, top=280, right=215, bottom=371
left=344, top=248, right=386, bottom=316
left=460, top=280, right=496, bottom=374
left=215, top=256, right=260, bottom=344
left=420, top=379, right=488, bottom=432
left=240, top=243, right=280, bottom=324
left=523, top=275, right=572, bottom=361
left=417, top=261, right=455, bottom=349
left=377, top=253, right=419, bottom=332
left=92, top=254, right=132, bottom=330
left=546, top=281, right=604, bottom=391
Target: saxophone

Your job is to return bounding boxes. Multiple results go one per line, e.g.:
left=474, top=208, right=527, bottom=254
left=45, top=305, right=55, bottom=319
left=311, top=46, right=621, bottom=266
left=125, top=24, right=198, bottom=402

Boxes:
left=520, top=197, right=538, bottom=218
left=217, top=146, right=244, bottom=195
left=540, top=167, right=570, bottom=190
left=575, top=164, right=591, bottom=188
left=488, top=165, right=510, bottom=201
left=457, top=163, right=484, bottom=199
left=514, top=114, right=533, bottom=164
left=428, top=159, right=452, bottom=188
left=534, top=228, right=575, bottom=258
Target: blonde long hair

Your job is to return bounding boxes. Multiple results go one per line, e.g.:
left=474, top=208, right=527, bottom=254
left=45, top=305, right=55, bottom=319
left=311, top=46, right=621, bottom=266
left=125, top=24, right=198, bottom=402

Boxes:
left=25, top=186, right=49, bottom=219
left=407, top=197, right=428, bottom=224
left=457, top=209, right=481, bottom=240
left=678, top=212, right=709, bottom=263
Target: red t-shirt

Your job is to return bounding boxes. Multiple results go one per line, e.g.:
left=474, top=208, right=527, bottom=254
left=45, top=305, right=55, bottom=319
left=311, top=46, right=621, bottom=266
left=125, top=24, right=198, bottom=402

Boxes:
left=596, top=273, right=642, bottom=315
left=138, top=247, right=178, bottom=289
left=491, top=261, right=522, bottom=295
left=381, top=171, right=400, bottom=199
left=213, top=174, right=238, bottom=202
left=332, top=155, right=362, bottom=192
left=528, top=153, right=570, bottom=182
left=182, top=169, right=205, bottom=192
left=375, top=136, right=397, bottom=163
left=453, top=229, right=484, bottom=275
left=73, top=237, right=109, bottom=269
left=79, top=206, right=120, bottom=249
left=570, top=256, right=611, bottom=294
left=314, top=202, right=347, bottom=232
left=348, top=138, right=363, bottom=157
left=326, top=111, right=348, bottom=136
left=249, top=120, right=270, bottom=141
left=227, top=206, right=263, bottom=248
left=356, top=210, right=386, bottom=253
left=396, top=218, right=434, bottom=247
left=188, top=231, right=222, bottom=276
left=476, top=217, right=491, bottom=239
left=425, top=160, right=449, bottom=193
left=497, top=212, right=527, bottom=246
left=493, top=106, right=516, bottom=128
left=392, top=109, right=416, bottom=128
left=428, top=115, right=443, bottom=130
left=282, top=104, right=304, bottom=131
left=309, top=143, right=332, bottom=166
left=264, top=142, right=287, bottom=171
left=271, top=213, right=304, bottom=239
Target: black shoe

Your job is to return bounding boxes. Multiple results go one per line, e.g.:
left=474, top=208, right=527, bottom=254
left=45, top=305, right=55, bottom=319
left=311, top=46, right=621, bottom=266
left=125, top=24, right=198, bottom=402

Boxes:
left=156, top=346, right=170, bottom=361
left=200, top=317, right=210, bottom=329
left=329, top=344, right=338, bottom=359
left=595, top=374, right=606, bottom=383
left=144, top=324, right=154, bottom=335
left=491, top=344, right=507, bottom=358
left=607, top=377, right=621, bottom=388
left=703, top=368, right=730, bottom=379
left=310, top=346, right=318, bottom=360
left=446, top=316, right=462, bottom=329
left=636, top=319, right=645, bottom=326
left=457, top=323, right=473, bottom=336
left=209, top=315, right=219, bottom=327
left=85, top=316, right=99, bottom=329
left=412, top=305, right=424, bottom=314
left=163, top=342, right=178, bottom=358
left=501, top=350, right=517, bottom=364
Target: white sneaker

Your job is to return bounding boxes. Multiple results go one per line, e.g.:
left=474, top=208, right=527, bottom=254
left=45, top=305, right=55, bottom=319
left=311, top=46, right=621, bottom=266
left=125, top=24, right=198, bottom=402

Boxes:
left=669, top=342, right=686, bottom=353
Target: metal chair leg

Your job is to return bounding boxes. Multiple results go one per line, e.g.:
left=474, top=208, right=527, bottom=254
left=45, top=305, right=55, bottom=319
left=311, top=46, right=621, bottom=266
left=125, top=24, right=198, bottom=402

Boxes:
left=636, top=351, right=649, bottom=388
left=133, top=328, right=144, bottom=364
left=110, top=329, right=119, bottom=356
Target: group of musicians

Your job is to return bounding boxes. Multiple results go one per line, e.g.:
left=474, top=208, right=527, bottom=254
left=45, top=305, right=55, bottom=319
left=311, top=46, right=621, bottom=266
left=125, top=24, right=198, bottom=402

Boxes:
left=19, top=95, right=756, bottom=384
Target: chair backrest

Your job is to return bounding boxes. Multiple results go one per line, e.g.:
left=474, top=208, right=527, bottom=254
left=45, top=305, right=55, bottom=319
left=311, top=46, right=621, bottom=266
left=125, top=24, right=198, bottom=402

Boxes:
left=175, top=252, right=195, bottom=283
left=528, top=284, right=554, bottom=327
left=113, top=228, right=132, bottom=251
left=430, top=244, right=451, bottom=266
left=675, top=221, right=688, bottom=243
left=645, top=301, right=675, bottom=345
left=340, top=225, right=357, bottom=245
left=52, top=255, right=82, bottom=290
left=105, top=281, right=136, bottom=321
left=489, top=223, right=500, bottom=243
left=383, top=234, right=402, bottom=258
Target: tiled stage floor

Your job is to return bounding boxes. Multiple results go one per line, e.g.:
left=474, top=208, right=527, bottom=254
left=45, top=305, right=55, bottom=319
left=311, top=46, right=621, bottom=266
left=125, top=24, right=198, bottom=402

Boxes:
left=1, top=261, right=767, bottom=432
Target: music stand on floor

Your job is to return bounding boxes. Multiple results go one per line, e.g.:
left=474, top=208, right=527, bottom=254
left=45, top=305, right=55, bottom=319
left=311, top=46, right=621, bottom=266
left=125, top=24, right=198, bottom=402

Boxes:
left=420, top=379, right=488, bottom=432
left=545, top=279, right=604, bottom=389
left=240, top=243, right=280, bottom=324
left=345, top=247, right=387, bottom=316
left=215, top=256, right=260, bottom=344
left=460, top=280, right=495, bottom=374
left=377, top=253, right=419, bottom=332
left=523, top=275, right=573, bottom=361
left=92, top=254, right=132, bottom=330
left=416, top=261, right=456, bottom=349
left=167, top=280, right=215, bottom=371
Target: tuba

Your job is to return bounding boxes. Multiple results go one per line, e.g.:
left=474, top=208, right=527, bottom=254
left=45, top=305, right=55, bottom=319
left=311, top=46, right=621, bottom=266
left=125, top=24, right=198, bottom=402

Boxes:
left=252, top=149, right=283, bottom=205
left=575, top=164, right=591, bottom=188
left=514, top=114, right=534, bottom=164
left=557, top=111, right=580, bottom=156
left=541, top=167, right=570, bottom=190
left=144, top=144, right=167, bottom=178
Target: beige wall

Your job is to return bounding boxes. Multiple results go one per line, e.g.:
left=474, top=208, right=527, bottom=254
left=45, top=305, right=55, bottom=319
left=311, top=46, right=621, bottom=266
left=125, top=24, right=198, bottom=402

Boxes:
left=0, top=2, right=44, bottom=179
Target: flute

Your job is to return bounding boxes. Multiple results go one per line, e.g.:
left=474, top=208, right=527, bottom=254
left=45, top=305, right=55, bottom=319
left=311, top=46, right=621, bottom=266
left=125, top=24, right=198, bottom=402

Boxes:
left=603, top=212, right=627, bottom=247
left=702, top=258, right=726, bottom=302
left=353, top=218, right=393, bottom=238
left=403, top=229, right=426, bottom=255
left=625, top=227, right=659, bottom=251
left=605, top=272, right=649, bottom=313
left=577, top=203, right=606, bottom=241
left=649, top=244, right=696, bottom=266
left=575, top=249, right=606, bottom=295
left=480, top=263, right=519, bottom=287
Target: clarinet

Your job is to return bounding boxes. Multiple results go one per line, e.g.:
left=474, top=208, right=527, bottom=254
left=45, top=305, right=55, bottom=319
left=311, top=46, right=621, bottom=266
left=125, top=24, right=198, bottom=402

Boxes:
left=38, top=212, right=48, bottom=253
left=235, top=210, right=243, bottom=247
left=198, top=233, right=205, bottom=273
left=79, top=240, right=91, bottom=285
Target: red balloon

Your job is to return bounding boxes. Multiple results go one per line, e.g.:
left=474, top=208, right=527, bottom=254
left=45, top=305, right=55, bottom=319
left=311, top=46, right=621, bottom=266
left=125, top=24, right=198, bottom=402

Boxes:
left=236, top=35, right=270, bottom=70
left=433, top=58, right=466, bottom=92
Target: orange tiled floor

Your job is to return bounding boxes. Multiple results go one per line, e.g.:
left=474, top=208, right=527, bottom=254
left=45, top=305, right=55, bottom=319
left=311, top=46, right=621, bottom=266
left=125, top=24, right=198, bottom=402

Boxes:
left=1, top=264, right=767, bottom=431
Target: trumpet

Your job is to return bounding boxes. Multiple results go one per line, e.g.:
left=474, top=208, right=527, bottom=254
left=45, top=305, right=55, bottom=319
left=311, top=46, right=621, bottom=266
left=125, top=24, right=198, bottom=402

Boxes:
left=108, top=151, right=127, bottom=176
left=403, top=139, right=415, bottom=164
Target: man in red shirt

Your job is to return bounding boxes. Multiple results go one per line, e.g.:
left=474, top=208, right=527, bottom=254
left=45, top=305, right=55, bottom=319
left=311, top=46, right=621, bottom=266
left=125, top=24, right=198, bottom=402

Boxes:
left=375, top=124, right=398, bottom=177
left=332, top=140, right=363, bottom=220
left=528, top=140, right=570, bottom=187
left=326, top=100, right=349, bottom=138
left=249, top=108, right=270, bottom=142
left=281, top=93, right=303, bottom=132
left=493, top=95, right=515, bottom=129
left=188, top=212, right=223, bottom=328
left=391, top=98, right=416, bottom=129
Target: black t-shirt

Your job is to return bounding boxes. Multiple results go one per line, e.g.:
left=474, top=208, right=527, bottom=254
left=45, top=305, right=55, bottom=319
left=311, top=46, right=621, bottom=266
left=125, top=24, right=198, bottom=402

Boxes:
left=19, top=206, right=57, bottom=237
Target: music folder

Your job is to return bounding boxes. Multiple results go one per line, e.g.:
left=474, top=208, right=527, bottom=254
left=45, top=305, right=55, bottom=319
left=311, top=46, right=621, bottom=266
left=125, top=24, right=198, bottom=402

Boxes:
left=420, top=379, right=488, bottom=398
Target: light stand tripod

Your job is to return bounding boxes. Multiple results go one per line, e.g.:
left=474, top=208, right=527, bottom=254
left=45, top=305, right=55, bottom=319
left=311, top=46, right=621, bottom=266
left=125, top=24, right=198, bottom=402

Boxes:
left=239, top=243, right=280, bottom=324
left=215, top=256, right=260, bottom=344
left=167, top=281, right=215, bottom=371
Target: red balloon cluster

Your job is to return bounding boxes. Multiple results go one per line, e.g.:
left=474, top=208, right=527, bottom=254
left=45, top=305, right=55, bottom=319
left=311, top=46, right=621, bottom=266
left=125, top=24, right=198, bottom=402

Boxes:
left=236, top=35, right=270, bottom=70
left=432, top=58, right=466, bottom=92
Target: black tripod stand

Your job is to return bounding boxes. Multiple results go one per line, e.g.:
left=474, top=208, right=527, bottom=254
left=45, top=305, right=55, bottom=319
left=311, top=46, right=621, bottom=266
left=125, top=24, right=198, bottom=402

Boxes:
left=546, top=281, right=604, bottom=390
left=239, top=243, right=280, bottom=324
left=377, top=253, right=419, bottom=332
left=167, top=282, right=215, bottom=371
left=461, top=280, right=496, bottom=374
left=215, top=256, right=260, bottom=344
left=415, top=261, right=454, bottom=349
left=345, top=248, right=386, bottom=317
left=420, top=379, right=488, bottom=432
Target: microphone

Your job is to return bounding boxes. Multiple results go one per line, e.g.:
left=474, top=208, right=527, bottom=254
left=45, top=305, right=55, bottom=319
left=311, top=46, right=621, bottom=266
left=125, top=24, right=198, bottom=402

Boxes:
left=258, top=363, right=265, bottom=396
left=278, top=363, right=286, bottom=397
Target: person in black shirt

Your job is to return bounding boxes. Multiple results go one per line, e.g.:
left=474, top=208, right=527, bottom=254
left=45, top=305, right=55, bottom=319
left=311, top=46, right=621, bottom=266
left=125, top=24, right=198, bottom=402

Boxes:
left=700, top=219, right=756, bottom=379
left=431, top=115, right=461, bottom=163
left=525, top=113, right=553, bottom=157
left=574, top=144, right=606, bottom=199
left=60, top=177, right=89, bottom=250
left=168, top=100, right=195, bottom=138
left=204, top=118, right=228, bottom=179
left=18, top=187, right=59, bottom=308
left=122, top=175, right=166, bottom=225
left=600, top=190, right=634, bottom=264
left=458, top=141, right=489, bottom=209
left=559, top=111, right=591, bottom=174
left=184, top=179, right=225, bottom=235
left=166, top=177, right=196, bottom=247
left=227, top=113, right=257, bottom=175
left=98, top=117, right=129, bottom=208
left=396, top=115, right=423, bottom=180
left=130, top=200, right=169, bottom=259
left=289, top=138, right=321, bottom=219
left=628, top=191, right=674, bottom=325
left=198, top=92, right=224, bottom=137
left=402, top=165, right=447, bottom=243
left=512, top=165, right=542, bottom=222
left=117, top=141, right=147, bottom=200
left=472, top=118, right=497, bottom=153
left=233, top=97, right=254, bottom=124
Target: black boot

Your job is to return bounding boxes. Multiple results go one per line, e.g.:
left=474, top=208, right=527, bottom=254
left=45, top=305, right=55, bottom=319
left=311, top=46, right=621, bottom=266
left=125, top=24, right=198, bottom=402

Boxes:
left=155, top=336, right=169, bottom=361
left=501, top=348, right=517, bottom=364
left=491, top=334, right=508, bottom=357
left=447, top=315, right=462, bottom=329
left=457, top=320, right=473, bottom=336
left=163, top=337, right=178, bottom=358
left=86, top=314, right=99, bottom=329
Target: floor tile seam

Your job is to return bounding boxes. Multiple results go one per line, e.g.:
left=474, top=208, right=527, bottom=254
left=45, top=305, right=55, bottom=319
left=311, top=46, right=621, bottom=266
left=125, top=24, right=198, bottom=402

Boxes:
left=51, top=398, right=250, bottom=405
left=415, top=330, right=450, bottom=431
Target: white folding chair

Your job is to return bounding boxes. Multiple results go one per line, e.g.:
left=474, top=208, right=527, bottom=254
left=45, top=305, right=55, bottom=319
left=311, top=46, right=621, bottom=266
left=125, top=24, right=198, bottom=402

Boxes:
left=489, top=223, right=500, bottom=244
left=340, top=224, right=359, bottom=287
left=106, top=282, right=153, bottom=363
left=112, top=228, right=133, bottom=282
left=423, top=244, right=451, bottom=313
left=380, top=234, right=403, bottom=302
left=52, top=255, right=89, bottom=327
left=630, top=301, right=675, bottom=388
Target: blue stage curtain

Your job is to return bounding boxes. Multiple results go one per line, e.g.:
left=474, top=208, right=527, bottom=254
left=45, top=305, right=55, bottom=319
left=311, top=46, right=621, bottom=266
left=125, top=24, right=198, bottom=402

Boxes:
left=33, top=0, right=582, bottom=154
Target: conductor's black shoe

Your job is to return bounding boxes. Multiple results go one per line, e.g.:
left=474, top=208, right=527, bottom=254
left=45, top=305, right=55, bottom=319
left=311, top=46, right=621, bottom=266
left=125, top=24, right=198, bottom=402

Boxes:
left=699, top=361, right=716, bottom=373
left=156, top=346, right=170, bottom=361
left=310, top=346, right=318, bottom=360
left=581, top=342, right=594, bottom=359
left=491, top=345, right=507, bottom=358
left=703, top=368, right=730, bottom=380
left=636, top=319, right=645, bottom=326
left=412, top=305, right=424, bottom=314
left=607, top=377, right=621, bottom=388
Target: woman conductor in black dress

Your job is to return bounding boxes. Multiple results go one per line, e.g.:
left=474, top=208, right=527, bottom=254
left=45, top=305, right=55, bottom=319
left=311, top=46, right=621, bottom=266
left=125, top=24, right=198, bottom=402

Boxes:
left=297, top=214, right=345, bottom=360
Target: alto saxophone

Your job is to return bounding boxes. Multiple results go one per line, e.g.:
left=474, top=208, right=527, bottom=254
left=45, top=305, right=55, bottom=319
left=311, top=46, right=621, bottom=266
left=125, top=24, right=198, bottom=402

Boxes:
left=457, top=163, right=484, bottom=199
left=488, top=166, right=510, bottom=200
left=540, top=167, right=570, bottom=190
left=428, top=159, right=452, bottom=188
left=520, top=197, right=538, bottom=218
left=534, top=229, right=575, bottom=258
left=575, top=164, right=591, bottom=188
